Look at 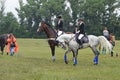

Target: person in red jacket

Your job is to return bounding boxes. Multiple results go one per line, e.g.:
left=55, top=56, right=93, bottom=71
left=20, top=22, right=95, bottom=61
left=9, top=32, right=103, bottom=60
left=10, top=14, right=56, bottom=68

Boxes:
left=6, top=33, right=18, bottom=56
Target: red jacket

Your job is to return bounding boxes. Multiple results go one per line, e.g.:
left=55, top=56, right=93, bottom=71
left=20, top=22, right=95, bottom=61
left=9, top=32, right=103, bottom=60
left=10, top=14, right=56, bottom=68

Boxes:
left=6, top=35, right=18, bottom=53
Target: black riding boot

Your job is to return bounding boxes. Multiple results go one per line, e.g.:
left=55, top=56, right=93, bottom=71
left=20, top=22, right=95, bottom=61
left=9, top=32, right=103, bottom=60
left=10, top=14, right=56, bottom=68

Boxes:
left=78, top=40, right=83, bottom=48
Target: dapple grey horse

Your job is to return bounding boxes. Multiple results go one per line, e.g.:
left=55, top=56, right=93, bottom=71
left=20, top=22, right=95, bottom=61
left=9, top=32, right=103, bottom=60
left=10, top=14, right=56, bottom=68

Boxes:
left=56, top=33, right=113, bottom=65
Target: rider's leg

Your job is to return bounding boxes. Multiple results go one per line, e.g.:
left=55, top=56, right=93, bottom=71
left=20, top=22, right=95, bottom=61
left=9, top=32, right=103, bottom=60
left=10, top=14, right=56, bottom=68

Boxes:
left=78, top=34, right=84, bottom=45
left=78, top=34, right=84, bottom=40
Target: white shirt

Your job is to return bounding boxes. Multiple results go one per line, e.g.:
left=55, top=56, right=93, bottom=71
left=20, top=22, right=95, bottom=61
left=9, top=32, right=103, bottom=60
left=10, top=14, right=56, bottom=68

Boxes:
left=103, top=30, right=109, bottom=36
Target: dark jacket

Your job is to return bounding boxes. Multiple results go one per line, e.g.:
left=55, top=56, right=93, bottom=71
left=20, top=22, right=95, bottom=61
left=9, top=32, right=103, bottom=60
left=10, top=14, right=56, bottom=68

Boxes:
left=78, top=22, right=85, bottom=34
left=56, top=20, right=63, bottom=31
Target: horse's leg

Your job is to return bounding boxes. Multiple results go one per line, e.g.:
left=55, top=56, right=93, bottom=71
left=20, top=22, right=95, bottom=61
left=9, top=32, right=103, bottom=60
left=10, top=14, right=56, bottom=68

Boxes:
left=110, top=47, right=114, bottom=57
left=91, top=46, right=100, bottom=65
left=64, top=48, right=71, bottom=64
left=48, top=40, right=56, bottom=61
left=102, top=47, right=106, bottom=54
left=50, top=45, right=56, bottom=61
left=73, top=49, right=78, bottom=66
left=98, top=44, right=102, bottom=54
left=1, top=46, right=4, bottom=55
left=64, top=53, right=68, bottom=64
left=111, top=50, right=113, bottom=57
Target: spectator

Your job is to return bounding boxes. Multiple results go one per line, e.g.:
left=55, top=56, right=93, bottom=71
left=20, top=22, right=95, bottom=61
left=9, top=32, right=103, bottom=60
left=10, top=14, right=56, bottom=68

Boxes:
left=6, top=33, right=19, bottom=56
left=109, top=33, right=116, bottom=46
left=103, top=27, right=110, bottom=41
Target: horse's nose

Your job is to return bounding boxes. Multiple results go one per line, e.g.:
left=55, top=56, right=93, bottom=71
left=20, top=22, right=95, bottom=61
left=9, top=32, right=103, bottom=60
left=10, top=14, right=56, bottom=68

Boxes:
left=56, top=40, right=59, bottom=43
left=55, top=40, right=59, bottom=45
left=54, top=40, right=59, bottom=46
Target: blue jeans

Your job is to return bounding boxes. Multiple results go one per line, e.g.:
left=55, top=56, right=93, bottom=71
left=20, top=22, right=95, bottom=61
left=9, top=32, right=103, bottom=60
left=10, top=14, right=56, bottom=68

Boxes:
left=10, top=47, right=15, bottom=56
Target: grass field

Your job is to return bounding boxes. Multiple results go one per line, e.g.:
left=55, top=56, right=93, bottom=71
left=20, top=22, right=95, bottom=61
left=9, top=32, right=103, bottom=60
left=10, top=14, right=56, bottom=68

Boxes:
left=0, top=38, right=120, bottom=80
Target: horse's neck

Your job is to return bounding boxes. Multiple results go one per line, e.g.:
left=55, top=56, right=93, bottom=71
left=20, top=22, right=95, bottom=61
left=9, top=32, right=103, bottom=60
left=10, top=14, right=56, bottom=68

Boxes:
left=62, top=34, right=75, bottom=42
left=44, top=27, right=57, bottom=38
left=57, top=31, right=63, bottom=36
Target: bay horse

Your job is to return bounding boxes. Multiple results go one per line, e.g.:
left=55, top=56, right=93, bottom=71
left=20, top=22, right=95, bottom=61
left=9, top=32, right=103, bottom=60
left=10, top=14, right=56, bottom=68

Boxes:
left=0, top=34, right=8, bottom=55
left=37, top=21, right=59, bottom=61
left=56, top=33, right=113, bottom=65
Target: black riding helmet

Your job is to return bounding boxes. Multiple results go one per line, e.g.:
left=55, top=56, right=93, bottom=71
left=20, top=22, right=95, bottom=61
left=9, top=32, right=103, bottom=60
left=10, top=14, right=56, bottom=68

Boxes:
left=57, top=15, right=62, bottom=19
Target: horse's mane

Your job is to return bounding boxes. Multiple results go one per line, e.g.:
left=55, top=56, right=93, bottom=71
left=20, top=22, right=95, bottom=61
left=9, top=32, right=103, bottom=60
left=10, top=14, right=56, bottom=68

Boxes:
left=44, top=22, right=57, bottom=36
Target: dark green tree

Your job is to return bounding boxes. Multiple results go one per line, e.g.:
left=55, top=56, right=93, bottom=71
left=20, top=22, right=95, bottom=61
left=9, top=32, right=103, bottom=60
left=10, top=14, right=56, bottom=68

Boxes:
left=0, top=0, right=5, bottom=33
left=15, top=0, right=120, bottom=39
left=70, top=0, right=120, bottom=37
left=0, top=12, right=19, bottom=34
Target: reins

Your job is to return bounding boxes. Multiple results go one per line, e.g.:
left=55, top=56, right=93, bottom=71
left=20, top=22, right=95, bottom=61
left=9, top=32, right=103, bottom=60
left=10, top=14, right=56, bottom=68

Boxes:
left=66, top=34, right=75, bottom=44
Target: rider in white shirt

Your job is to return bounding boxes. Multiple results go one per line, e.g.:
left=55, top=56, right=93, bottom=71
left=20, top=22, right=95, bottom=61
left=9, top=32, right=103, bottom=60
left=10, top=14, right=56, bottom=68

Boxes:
left=103, top=27, right=110, bottom=41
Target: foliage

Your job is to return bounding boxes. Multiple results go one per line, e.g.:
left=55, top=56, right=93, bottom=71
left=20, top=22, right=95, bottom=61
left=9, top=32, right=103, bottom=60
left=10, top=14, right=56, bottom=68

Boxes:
left=0, top=0, right=120, bottom=39
left=75, top=0, right=120, bottom=36
left=0, top=12, right=19, bottom=34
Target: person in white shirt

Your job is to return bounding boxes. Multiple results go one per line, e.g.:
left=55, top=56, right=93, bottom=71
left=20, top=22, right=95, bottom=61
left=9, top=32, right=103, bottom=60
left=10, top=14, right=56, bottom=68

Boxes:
left=103, top=27, right=110, bottom=41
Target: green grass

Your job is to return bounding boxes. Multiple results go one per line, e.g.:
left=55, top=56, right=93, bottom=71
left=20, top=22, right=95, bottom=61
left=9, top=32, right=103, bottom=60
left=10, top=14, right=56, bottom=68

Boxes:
left=0, top=39, right=120, bottom=80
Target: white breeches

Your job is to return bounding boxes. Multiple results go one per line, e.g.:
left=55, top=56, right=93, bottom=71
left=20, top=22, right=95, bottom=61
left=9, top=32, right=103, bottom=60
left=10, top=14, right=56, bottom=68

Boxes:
left=78, top=34, right=84, bottom=39
left=57, top=31, right=63, bottom=36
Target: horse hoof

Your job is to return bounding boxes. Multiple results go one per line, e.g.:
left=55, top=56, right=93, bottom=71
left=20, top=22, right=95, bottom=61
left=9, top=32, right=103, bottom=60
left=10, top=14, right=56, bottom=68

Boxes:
left=65, top=61, right=68, bottom=64
left=52, top=56, right=56, bottom=62
left=52, top=59, right=55, bottom=62
left=94, top=63, right=98, bottom=65
left=116, top=53, right=118, bottom=57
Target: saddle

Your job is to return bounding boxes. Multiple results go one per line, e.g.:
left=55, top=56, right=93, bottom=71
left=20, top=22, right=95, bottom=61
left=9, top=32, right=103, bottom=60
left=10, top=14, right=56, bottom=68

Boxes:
left=75, top=33, right=89, bottom=45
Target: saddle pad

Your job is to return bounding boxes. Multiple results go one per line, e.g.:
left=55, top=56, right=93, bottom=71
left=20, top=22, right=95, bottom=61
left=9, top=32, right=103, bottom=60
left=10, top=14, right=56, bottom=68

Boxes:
left=81, top=36, right=89, bottom=43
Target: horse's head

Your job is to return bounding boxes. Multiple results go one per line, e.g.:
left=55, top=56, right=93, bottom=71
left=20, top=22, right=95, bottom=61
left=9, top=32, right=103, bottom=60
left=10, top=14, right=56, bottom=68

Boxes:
left=57, top=40, right=67, bottom=50
left=37, top=21, right=45, bottom=32
left=56, top=34, right=67, bottom=50
left=37, top=21, right=57, bottom=38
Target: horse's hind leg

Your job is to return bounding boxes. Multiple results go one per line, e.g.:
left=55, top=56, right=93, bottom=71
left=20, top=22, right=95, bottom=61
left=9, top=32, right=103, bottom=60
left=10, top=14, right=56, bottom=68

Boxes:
left=73, top=50, right=78, bottom=66
left=91, top=47, right=100, bottom=65
left=111, top=50, right=113, bottom=57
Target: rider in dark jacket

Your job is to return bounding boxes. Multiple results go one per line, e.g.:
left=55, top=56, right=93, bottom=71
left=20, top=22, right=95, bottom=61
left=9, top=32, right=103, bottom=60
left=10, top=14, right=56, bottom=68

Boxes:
left=75, top=18, right=85, bottom=34
left=75, top=18, right=85, bottom=45
left=56, top=15, right=63, bottom=31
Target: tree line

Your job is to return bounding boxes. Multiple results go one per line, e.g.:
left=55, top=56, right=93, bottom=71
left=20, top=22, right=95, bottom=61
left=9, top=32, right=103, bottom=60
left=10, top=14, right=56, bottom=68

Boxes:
left=0, top=0, right=120, bottom=39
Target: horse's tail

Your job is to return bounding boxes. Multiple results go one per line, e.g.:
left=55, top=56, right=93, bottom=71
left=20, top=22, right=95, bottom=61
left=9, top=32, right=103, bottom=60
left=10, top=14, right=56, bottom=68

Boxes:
left=98, top=36, right=113, bottom=54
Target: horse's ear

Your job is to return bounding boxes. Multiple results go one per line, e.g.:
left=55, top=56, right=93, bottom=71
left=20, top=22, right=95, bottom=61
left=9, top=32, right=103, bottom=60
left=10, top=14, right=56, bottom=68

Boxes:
left=41, top=20, right=46, bottom=24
